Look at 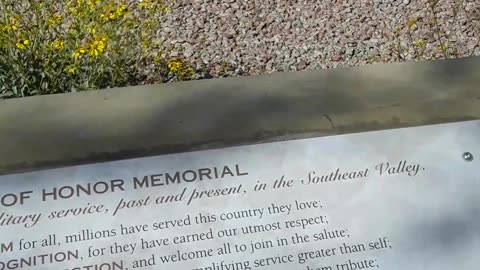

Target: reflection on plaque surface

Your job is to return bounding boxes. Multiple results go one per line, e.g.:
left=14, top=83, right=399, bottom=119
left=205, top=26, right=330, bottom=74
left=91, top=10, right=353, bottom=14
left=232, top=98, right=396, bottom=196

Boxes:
left=0, top=120, right=479, bottom=270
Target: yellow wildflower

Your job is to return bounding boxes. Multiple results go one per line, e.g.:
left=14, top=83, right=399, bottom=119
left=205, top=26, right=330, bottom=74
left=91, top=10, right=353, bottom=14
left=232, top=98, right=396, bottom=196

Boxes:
left=3, top=17, right=19, bottom=33
left=48, top=13, right=62, bottom=26
left=94, top=34, right=108, bottom=42
left=167, top=60, right=183, bottom=72
left=52, top=40, right=65, bottom=50
left=438, top=45, right=446, bottom=51
left=100, top=11, right=116, bottom=21
left=88, top=0, right=101, bottom=7
left=116, top=5, right=128, bottom=17
left=161, top=5, right=170, bottom=12
left=73, top=46, right=88, bottom=58
left=15, top=39, right=29, bottom=50
left=89, top=40, right=106, bottom=56
left=138, top=0, right=151, bottom=8
left=86, top=24, right=97, bottom=34
left=180, top=66, right=194, bottom=77
left=64, top=65, right=78, bottom=75
left=69, top=7, right=79, bottom=16
left=407, top=19, right=418, bottom=28
left=3, top=24, right=17, bottom=33
left=415, top=39, right=424, bottom=47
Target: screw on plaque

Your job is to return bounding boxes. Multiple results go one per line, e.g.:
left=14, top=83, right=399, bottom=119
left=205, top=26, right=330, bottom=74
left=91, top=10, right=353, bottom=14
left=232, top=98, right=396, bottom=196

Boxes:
left=462, top=152, right=474, bottom=162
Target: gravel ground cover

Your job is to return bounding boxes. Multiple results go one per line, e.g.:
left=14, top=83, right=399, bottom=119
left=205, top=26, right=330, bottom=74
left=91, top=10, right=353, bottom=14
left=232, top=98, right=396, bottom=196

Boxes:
left=1, top=0, right=478, bottom=98
left=158, top=0, right=480, bottom=78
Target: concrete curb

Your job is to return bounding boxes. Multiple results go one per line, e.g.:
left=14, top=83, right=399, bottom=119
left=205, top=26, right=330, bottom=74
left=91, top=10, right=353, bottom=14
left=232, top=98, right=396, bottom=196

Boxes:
left=1, top=57, right=479, bottom=175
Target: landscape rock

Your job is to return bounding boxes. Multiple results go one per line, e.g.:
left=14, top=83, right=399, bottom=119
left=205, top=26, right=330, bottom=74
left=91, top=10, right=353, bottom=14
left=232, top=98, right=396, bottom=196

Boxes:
left=159, top=0, right=480, bottom=78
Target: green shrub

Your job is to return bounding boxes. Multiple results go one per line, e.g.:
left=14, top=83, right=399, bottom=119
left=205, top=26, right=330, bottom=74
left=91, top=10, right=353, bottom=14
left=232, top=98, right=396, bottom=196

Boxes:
left=0, top=0, right=194, bottom=98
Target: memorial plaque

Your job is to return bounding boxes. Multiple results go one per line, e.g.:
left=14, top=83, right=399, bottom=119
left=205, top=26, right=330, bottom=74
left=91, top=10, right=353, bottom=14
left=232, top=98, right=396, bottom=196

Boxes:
left=0, top=120, right=479, bottom=270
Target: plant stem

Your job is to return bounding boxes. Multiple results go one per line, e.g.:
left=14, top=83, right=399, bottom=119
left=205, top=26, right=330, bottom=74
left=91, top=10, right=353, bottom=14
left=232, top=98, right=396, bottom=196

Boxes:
left=429, top=4, right=449, bottom=59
